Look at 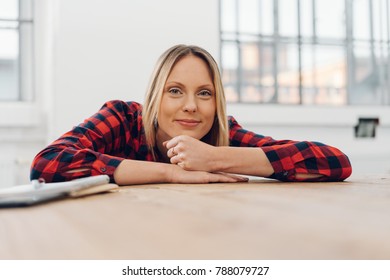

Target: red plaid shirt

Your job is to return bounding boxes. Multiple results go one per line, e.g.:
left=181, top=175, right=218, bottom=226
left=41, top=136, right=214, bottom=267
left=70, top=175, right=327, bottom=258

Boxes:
left=30, top=100, right=352, bottom=182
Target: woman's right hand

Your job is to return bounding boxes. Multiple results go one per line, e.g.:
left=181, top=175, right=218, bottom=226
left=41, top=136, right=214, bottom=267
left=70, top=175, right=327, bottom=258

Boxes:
left=167, top=164, right=248, bottom=184
left=114, top=159, right=248, bottom=186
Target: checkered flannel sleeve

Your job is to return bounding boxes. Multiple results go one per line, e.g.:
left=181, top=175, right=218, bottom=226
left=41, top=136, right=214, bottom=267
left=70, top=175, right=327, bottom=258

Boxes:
left=30, top=100, right=138, bottom=182
left=228, top=116, right=352, bottom=182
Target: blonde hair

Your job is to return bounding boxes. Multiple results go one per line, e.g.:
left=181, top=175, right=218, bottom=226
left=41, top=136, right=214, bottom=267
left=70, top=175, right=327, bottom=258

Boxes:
left=143, top=44, right=229, bottom=158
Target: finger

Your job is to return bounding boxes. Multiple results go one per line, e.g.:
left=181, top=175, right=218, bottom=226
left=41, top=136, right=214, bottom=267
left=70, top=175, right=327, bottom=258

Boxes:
left=213, top=172, right=249, bottom=182
left=164, top=136, right=181, bottom=149
left=208, top=173, right=241, bottom=183
left=169, top=147, right=177, bottom=157
left=168, top=146, right=182, bottom=159
left=224, top=173, right=249, bottom=182
left=170, top=153, right=181, bottom=165
left=167, top=147, right=173, bottom=158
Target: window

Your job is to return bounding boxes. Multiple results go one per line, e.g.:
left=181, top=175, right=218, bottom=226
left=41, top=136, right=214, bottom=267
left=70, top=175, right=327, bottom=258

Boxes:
left=220, top=0, right=390, bottom=106
left=0, top=0, right=34, bottom=102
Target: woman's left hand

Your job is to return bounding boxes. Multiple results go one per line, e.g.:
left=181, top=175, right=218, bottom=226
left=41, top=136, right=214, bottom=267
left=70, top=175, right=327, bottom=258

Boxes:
left=164, top=135, right=217, bottom=172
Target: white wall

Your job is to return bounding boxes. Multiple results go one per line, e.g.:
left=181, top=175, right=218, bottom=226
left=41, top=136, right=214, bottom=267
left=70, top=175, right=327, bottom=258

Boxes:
left=48, top=0, right=220, bottom=141
left=1, top=0, right=389, bottom=188
left=0, top=0, right=220, bottom=187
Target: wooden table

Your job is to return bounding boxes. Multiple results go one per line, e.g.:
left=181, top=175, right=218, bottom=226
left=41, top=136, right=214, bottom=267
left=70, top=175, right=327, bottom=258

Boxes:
left=0, top=174, right=389, bottom=260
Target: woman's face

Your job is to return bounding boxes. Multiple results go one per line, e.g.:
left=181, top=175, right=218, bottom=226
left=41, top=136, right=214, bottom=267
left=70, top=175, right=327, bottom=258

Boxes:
left=157, top=55, right=216, bottom=142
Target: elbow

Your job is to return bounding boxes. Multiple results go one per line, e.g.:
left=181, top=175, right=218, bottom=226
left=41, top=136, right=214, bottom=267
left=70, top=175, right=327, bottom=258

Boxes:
left=293, top=154, right=352, bottom=182
left=336, top=154, right=353, bottom=181
left=30, top=153, right=44, bottom=180
left=312, top=143, right=353, bottom=182
left=319, top=153, right=353, bottom=182
left=30, top=155, right=51, bottom=182
left=30, top=151, right=66, bottom=183
left=268, top=143, right=353, bottom=182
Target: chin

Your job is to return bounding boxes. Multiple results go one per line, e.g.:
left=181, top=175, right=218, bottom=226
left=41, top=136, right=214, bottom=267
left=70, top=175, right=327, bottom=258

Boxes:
left=175, top=131, right=203, bottom=139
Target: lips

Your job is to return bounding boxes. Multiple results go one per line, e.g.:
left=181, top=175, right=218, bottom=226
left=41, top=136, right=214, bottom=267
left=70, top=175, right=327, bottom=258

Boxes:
left=175, top=119, right=201, bottom=127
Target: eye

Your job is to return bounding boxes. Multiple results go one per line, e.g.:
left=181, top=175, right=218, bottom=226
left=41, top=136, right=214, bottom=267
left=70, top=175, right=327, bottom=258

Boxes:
left=198, top=90, right=212, bottom=97
left=168, top=88, right=182, bottom=95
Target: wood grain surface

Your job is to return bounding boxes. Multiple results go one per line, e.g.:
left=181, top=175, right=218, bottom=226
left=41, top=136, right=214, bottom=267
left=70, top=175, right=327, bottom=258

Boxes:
left=0, top=175, right=389, bottom=259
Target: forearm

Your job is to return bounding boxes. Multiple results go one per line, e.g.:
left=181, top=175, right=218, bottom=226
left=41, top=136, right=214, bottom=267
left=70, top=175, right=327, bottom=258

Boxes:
left=113, top=159, right=170, bottom=185
left=211, top=147, right=274, bottom=177
left=211, top=147, right=324, bottom=179
left=114, top=158, right=251, bottom=185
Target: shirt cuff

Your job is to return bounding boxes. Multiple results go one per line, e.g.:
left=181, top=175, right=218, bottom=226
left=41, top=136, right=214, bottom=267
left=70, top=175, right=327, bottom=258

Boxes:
left=261, top=146, right=296, bottom=181
left=91, top=154, right=123, bottom=183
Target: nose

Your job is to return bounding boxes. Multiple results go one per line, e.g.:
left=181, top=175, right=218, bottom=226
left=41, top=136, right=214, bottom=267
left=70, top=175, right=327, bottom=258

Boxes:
left=182, top=94, right=197, bottom=113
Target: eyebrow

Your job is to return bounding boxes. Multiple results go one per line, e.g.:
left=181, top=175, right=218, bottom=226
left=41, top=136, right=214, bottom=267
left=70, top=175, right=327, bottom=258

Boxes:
left=165, top=81, right=214, bottom=90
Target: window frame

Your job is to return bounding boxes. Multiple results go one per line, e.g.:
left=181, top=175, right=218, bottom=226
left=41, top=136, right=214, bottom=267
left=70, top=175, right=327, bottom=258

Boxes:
left=0, top=0, right=35, bottom=102
left=0, top=0, right=40, bottom=128
left=219, top=0, right=390, bottom=107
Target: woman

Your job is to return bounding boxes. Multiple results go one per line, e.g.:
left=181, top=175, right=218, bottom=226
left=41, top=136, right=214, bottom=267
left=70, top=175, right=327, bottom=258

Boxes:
left=31, top=44, right=352, bottom=185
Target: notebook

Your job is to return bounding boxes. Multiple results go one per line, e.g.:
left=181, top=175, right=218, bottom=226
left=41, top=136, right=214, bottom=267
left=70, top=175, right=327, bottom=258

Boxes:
left=0, top=175, right=118, bottom=207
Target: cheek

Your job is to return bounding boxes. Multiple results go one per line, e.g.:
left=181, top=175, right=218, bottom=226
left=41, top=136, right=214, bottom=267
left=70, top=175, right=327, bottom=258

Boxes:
left=159, top=102, right=176, bottom=119
left=158, top=98, right=177, bottom=128
left=204, top=102, right=216, bottom=123
left=198, top=105, right=216, bottom=134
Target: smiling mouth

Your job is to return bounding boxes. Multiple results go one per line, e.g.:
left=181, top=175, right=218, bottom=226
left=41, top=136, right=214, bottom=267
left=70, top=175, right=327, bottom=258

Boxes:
left=175, top=119, right=201, bottom=127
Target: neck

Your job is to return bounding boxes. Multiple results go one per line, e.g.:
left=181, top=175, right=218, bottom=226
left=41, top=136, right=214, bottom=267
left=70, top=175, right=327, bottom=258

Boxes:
left=155, top=128, right=170, bottom=163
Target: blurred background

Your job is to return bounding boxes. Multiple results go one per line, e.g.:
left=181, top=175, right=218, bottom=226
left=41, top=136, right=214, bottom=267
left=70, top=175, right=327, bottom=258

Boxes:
left=0, top=0, right=389, bottom=188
